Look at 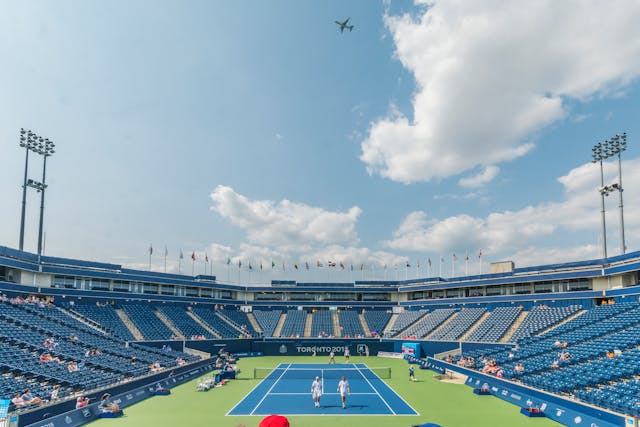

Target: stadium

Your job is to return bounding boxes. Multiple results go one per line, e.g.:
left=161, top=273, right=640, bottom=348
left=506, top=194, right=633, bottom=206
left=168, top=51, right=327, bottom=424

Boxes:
left=0, top=245, right=639, bottom=427
left=3, top=2, right=640, bottom=427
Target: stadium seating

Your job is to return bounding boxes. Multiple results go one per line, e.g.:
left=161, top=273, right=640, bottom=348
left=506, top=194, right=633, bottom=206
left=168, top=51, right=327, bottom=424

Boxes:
left=391, top=310, right=428, bottom=335
left=253, top=309, right=282, bottom=337
left=217, top=309, right=257, bottom=337
left=400, top=309, right=456, bottom=338
left=279, top=309, right=306, bottom=337
left=465, top=306, right=521, bottom=342
left=362, top=309, right=391, bottom=336
left=429, top=308, right=486, bottom=341
left=69, top=303, right=135, bottom=341
left=311, top=310, right=333, bottom=337
left=509, top=305, right=582, bottom=342
left=338, top=310, right=365, bottom=337
left=119, top=302, right=173, bottom=340
left=0, top=299, right=199, bottom=412
left=190, top=307, right=243, bottom=338
left=155, top=305, right=214, bottom=339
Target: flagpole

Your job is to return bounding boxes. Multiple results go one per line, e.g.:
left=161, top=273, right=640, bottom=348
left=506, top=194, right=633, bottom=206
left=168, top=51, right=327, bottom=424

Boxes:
left=465, top=250, right=469, bottom=276
left=163, top=248, right=167, bottom=273
left=148, top=244, right=153, bottom=271
left=439, top=256, right=443, bottom=278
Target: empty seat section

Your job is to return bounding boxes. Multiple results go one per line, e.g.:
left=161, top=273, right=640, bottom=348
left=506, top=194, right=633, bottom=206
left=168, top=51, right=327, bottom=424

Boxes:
left=253, top=309, right=282, bottom=337
left=70, top=303, right=135, bottom=340
left=279, top=310, right=306, bottom=337
left=190, top=307, right=242, bottom=338
left=311, top=310, right=333, bottom=337
left=400, top=309, right=457, bottom=338
left=363, top=309, right=391, bottom=336
left=156, top=305, right=213, bottom=339
left=466, top=306, right=521, bottom=342
left=338, top=310, right=364, bottom=337
left=430, top=308, right=486, bottom=340
left=119, top=302, right=173, bottom=340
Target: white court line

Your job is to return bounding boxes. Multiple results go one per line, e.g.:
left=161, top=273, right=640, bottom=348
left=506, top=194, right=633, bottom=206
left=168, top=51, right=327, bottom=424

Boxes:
left=249, top=363, right=291, bottom=415
left=269, top=392, right=379, bottom=395
left=354, top=364, right=396, bottom=415
left=357, top=363, right=420, bottom=415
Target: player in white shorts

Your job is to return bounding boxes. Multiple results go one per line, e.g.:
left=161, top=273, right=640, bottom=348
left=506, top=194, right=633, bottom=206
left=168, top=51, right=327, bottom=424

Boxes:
left=337, top=376, right=350, bottom=408
left=329, top=351, right=335, bottom=364
left=344, top=348, right=350, bottom=362
left=311, top=376, right=323, bottom=407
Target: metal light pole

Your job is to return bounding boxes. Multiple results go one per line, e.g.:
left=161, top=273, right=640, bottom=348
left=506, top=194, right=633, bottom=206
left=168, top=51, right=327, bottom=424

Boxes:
left=608, top=133, right=627, bottom=254
left=18, top=129, right=38, bottom=251
left=36, top=138, right=55, bottom=256
left=592, top=142, right=608, bottom=259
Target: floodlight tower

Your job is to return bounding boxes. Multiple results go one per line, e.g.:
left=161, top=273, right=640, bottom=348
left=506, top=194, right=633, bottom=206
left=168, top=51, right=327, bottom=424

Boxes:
left=35, top=137, right=55, bottom=256
left=18, top=129, right=40, bottom=251
left=608, top=133, right=627, bottom=254
left=592, top=142, right=610, bottom=259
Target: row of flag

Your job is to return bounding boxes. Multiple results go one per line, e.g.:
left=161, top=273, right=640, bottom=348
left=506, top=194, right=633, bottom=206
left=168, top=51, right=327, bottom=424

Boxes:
left=148, top=244, right=484, bottom=273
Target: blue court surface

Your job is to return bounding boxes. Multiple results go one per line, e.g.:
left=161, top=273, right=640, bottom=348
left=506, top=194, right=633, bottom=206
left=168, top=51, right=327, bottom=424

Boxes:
left=228, top=363, right=418, bottom=416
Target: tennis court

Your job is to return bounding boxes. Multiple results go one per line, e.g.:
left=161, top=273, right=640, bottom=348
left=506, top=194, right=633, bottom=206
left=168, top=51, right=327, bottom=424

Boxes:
left=228, top=363, right=418, bottom=416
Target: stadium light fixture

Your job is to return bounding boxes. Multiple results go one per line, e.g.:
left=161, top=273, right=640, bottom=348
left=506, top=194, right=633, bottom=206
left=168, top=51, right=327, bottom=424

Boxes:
left=607, top=133, right=627, bottom=254
left=18, top=129, right=42, bottom=251
left=592, top=141, right=609, bottom=259
left=37, top=137, right=55, bottom=256
left=17, top=128, right=55, bottom=256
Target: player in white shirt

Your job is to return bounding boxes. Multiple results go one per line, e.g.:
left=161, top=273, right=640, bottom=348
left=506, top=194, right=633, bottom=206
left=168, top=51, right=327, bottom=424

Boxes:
left=311, top=376, right=323, bottom=407
left=329, top=351, right=335, bottom=364
left=344, top=348, right=350, bottom=362
left=337, top=376, right=350, bottom=408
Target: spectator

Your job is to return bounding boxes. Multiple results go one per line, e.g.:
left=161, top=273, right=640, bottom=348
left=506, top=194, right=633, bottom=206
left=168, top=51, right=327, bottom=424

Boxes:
left=49, top=385, right=61, bottom=401
left=76, top=396, right=91, bottom=409
left=11, top=393, right=25, bottom=408
left=99, top=393, right=119, bottom=413
left=21, top=390, right=43, bottom=406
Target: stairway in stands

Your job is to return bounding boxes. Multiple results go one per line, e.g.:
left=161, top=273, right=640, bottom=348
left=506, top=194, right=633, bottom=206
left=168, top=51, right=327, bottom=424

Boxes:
left=247, top=312, right=263, bottom=335
left=115, top=308, right=144, bottom=340
left=155, top=310, right=185, bottom=339
left=359, top=313, right=371, bottom=336
left=304, top=313, right=313, bottom=337
left=501, top=310, right=529, bottom=343
left=460, top=311, right=491, bottom=341
left=332, top=311, right=341, bottom=337
left=273, top=313, right=287, bottom=337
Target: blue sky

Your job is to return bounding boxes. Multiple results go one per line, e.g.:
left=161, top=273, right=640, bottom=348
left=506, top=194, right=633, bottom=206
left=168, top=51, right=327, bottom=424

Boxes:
left=1, top=0, right=640, bottom=283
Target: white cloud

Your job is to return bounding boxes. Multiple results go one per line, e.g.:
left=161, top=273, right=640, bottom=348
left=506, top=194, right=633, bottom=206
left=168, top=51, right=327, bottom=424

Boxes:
left=210, top=185, right=362, bottom=252
left=361, top=1, right=640, bottom=183
left=387, top=158, right=640, bottom=264
left=458, top=165, right=499, bottom=188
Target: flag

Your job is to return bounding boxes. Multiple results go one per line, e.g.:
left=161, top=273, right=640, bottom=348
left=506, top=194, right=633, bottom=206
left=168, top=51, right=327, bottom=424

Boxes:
left=465, top=253, right=469, bottom=261
left=294, top=263, right=298, bottom=270
left=164, top=246, right=168, bottom=257
left=260, top=262, right=263, bottom=270
left=417, top=260, right=420, bottom=268
left=282, top=262, right=285, bottom=271
left=149, top=244, right=153, bottom=255
left=360, top=264, right=364, bottom=271
left=180, top=249, right=184, bottom=260
left=305, top=262, right=309, bottom=270
left=191, top=252, right=196, bottom=261
left=350, top=264, right=353, bottom=271
left=328, top=261, right=336, bottom=267
left=226, top=257, right=231, bottom=265
left=406, top=261, right=411, bottom=268
left=317, top=260, right=323, bottom=267
left=478, top=249, right=483, bottom=259
left=249, top=263, right=253, bottom=270
left=428, top=258, right=432, bottom=267
left=272, top=261, right=275, bottom=269
left=453, top=254, right=458, bottom=262
left=205, top=254, right=209, bottom=263
left=340, top=262, right=344, bottom=269
left=238, top=260, right=242, bottom=268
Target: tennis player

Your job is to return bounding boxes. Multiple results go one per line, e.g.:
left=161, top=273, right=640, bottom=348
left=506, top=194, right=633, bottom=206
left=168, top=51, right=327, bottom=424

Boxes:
left=337, top=376, right=350, bottom=409
left=409, top=365, right=416, bottom=382
left=329, top=351, right=335, bottom=364
left=344, top=347, right=350, bottom=362
left=311, top=376, right=323, bottom=407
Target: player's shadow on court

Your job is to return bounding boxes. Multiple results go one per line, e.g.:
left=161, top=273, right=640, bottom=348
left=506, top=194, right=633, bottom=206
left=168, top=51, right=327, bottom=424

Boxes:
left=320, top=404, right=367, bottom=409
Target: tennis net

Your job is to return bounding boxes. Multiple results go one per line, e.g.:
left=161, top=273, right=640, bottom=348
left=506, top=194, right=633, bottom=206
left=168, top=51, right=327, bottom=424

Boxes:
left=253, top=366, right=391, bottom=380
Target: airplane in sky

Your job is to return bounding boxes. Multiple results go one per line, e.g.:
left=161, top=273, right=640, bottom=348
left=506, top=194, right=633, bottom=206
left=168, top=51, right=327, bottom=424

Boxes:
left=335, top=17, right=354, bottom=33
